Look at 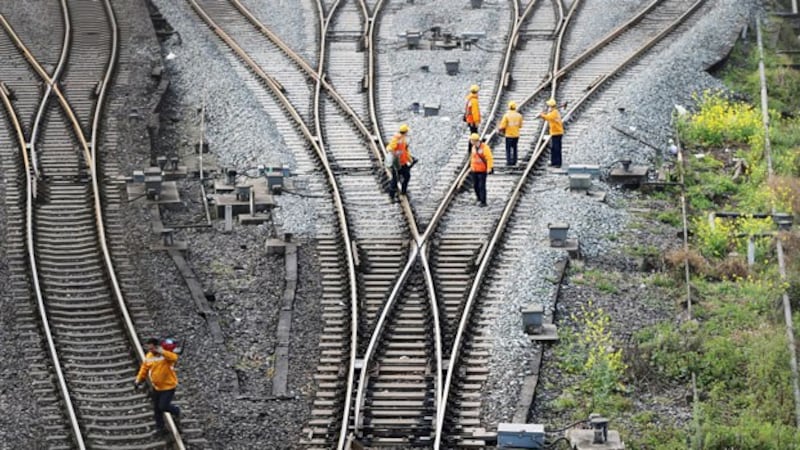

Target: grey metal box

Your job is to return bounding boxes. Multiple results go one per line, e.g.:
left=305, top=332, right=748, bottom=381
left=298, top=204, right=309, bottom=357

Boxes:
left=497, top=423, right=545, bottom=449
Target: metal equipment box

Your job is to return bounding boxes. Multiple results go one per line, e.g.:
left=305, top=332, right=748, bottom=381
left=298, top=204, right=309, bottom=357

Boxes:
left=497, top=423, right=545, bottom=449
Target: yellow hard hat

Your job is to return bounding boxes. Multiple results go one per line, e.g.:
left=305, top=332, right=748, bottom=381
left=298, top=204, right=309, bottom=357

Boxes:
left=546, top=98, right=557, bottom=107
left=508, top=101, right=517, bottom=110
left=399, top=124, right=409, bottom=133
left=470, top=133, right=480, bottom=141
left=470, top=85, right=479, bottom=93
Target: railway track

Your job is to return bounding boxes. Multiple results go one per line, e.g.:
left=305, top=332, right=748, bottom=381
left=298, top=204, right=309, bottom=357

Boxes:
left=187, top=2, right=445, bottom=448
left=0, top=1, right=196, bottom=448
left=176, top=0, right=706, bottom=448
left=435, top=0, right=708, bottom=447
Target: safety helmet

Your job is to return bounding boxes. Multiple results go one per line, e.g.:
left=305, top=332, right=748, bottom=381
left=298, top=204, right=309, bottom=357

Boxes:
left=508, top=101, right=517, bottom=110
left=470, top=85, right=479, bottom=93
left=470, top=133, right=480, bottom=141
left=399, top=124, right=409, bottom=133
left=546, top=98, right=557, bottom=107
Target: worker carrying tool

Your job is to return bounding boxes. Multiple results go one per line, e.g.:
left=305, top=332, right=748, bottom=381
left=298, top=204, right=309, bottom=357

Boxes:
left=463, top=84, right=481, bottom=155
left=386, top=124, right=413, bottom=200
left=498, top=101, right=523, bottom=166
left=538, top=98, right=564, bottom=167
left=469, top=133, right=493, bottom=207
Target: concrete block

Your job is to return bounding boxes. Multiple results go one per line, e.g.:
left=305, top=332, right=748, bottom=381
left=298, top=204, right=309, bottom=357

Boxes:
left=569, top=173, right=592, bottom=191
left=521, top=304, right=544, bottom=333
left=444, top=60, right=460, bottom=75
left=266, top=238, right=286, bottom=255
left=548, top=223, right=569, bottom=245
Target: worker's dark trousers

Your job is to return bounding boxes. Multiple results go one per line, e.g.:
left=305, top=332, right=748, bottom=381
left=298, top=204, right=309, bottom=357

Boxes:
left=550, top=134, right=562, bottom=167
left=467, top=124, right=479, bottom=155
left=398, top=165, right=411, bottom=195
left=505, top=137, right=519, bottom=166
left=472, top=171, right=487, bottom=204
left=389, top=166, right=411, bottom=197
left=152, top=389, right=180, bottom=430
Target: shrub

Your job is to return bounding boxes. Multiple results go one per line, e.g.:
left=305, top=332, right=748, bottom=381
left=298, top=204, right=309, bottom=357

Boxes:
left=677, top=90, right=762, bottom=147
left=693, top=216, right=734, bottom=259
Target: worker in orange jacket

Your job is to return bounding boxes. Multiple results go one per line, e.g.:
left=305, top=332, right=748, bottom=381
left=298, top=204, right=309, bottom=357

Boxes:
left=386, top=124, right=413, bottom=200
left=469, top=133, right=493, bottom=207
left=538, top=98, right=564, bottom=167
left=498, top=101, right=523, bottom=166
left=463, top=85, right=481, bottom=155
left=135, top=338, right=181, bottom=433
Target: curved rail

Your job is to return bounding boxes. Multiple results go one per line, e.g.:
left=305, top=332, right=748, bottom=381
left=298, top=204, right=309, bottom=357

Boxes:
left=434, top=0, right=706, bottom=447
left=0, top=72, right=86, bottom=450
left=1, top=3, right=187, bottom=446
left=188, top=2, right=362, bottom=448
left=28, top=1, right=70, bottom=183
left=348, top=0, right=444, bottom=445
left=226, top=1, right=444, bottom=445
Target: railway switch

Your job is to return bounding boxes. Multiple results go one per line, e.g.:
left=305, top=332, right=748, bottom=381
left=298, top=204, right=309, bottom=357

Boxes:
left=497, top=423, right=544, bottom=448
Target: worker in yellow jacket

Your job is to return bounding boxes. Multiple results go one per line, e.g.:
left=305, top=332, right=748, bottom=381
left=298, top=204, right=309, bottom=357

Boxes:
left=538, top=98, right=564, bottom=167
left=498, top=101, right=523, bottom=166
left=135, top=338, right=181, bottom=433
left=463, top=85, right=481, bottom=155
left=469, top=133, right=493, bottom=207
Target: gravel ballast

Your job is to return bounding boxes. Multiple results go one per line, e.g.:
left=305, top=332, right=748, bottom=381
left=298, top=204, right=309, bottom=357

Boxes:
left=0, top=0, right=765, bottom=447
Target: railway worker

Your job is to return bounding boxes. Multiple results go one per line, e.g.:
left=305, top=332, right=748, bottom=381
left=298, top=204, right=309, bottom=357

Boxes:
left=469, top=133, right=493, bottom=207
left=386, top=124, right=413, bottom=200
left=538, top=98, right=564, bottom=167
left=135, top=338, right=181, bottom=434
left=498, top=101, right=523, bottom=166
left=463, top=85, right=481, bottom=155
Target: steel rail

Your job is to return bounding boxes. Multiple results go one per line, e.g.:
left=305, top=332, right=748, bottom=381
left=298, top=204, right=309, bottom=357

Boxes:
left=232, top=0, right=420, bottom=227
left=311, top=1, right=362, bottom=447
left=348, top=0, right=444, bottom=445
left=418, top=0, right=548, bottom=245
left=2, top=6, right=187, bottom=446
left=28, top=0, right=70, bottom=182
left=222, top=2, right=441, bottom=446
left=187, top=3, right=361, bottom=448
left=92, top=0, right=185, bottom=446
left=435, top=1, right=705, bottom=447
left=0, top=76, right=86, bottom=450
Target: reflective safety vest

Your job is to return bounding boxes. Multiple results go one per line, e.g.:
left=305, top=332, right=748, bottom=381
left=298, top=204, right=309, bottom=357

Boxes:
left=470, top=143, right=493, bottom=173
left=464, top=94, right=480, bottom=125
left=387, top=133, right=412, bottom=166
left=540, top=108, right=563, bottom=136
left=499, top=110, right=523, bottom=138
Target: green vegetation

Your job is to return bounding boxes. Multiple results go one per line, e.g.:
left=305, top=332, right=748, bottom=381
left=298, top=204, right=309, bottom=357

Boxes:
left=554, top=302, right=630, bottom=418
left=630, top=22, right=800, bottom=449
